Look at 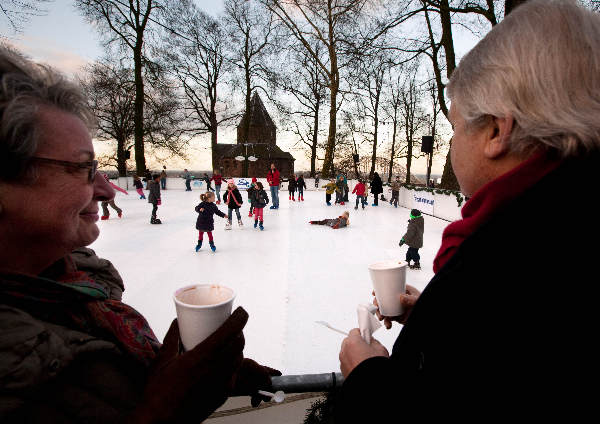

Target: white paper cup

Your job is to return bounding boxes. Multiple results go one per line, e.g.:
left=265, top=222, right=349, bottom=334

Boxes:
left=369, top=261, right=407, bottom=317
left=173, top=284, right=236, bottom=351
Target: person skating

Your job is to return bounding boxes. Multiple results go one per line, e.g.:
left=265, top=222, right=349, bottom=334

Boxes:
left=352, top=179, right=367, bottom=210
left=160, top=166, right=167, bottom=190
left=315, top=174, right=320, bottom=188
left=247, top=177, right=257, bottom=217
left=133, top=175, right=146, bottom=199
left=250, top=181, right=269, bottom=231
left=211, top=170, right=223, bottom=204
left=370, top=172, right=383, bottom=206
left=100, top=174, right=126, bottom=219
left=148, top=174, right=162, bottom=224
left=297, top=175, right=306, bottom=201
left=182, top=168, right=192, bottom=191
left=288, top=174, right=297, bottom=201
left=324, top=179, right=336, bottom=206
left=203, top=173, right=214, bottom=192
left=195, top=192, right=227, bottom=252
left=309, top=211, right=350, bottom=229
left=390, top=176, right=401, bottom=208
left=399, top=209, right=424, bottom=269
left=335, top=176, right=345, bottom=205
left=223, top=179, right=244, bottom=229
left=267, top=163, right=280, bottom=209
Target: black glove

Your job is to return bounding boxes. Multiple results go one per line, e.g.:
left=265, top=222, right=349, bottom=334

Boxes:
left=130, top=307, right=248, bottom=423
left=231, top=358, right=282, bottom=407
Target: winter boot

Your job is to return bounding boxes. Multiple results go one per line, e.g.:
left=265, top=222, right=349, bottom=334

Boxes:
left=101, top=215, right=109, bottom=220
left=238, top=219, right=243, bottom=227
left=289, top=194, right=291, bottom=200
left=225, top=220, right=232, bottom=230
left=150, top=217, right=162, bottom=224
left=254, top=220, right=258, bottom=228
left=340, top=201, right=345, bottom=205
left=270, top=205, right=276, bottom=209
left=292, top=196, right=295, bottom=201
left=355, top=206, right=358, bottom=210
left=412, top=261, right=421, bottom=270
left=259, top=221, right=264, bottom=231
left=407, top=260, right=412, bottom=268
left=301, top=195, right=304, bottom=201
left=195, top=240, right=202, bottom=252
left=118, top=212, right=122, bottom=218
left=248, top=211, right=253, bottom=217
left=209, top=241, right=216, bottom=252
left=216, top=200, right=221, bottom=205
left=326, top=202, right=331, bottom=206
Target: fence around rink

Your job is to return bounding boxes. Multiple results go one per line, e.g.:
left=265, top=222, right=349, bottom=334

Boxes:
left=114, top=176, right=463, bottom=222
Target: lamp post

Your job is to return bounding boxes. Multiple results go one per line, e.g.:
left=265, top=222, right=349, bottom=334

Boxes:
left=235, top=143, right=258, bottom=178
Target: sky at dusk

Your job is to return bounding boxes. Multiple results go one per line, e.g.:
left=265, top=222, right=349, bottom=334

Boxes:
left=1, top=0, right=473, bottom=175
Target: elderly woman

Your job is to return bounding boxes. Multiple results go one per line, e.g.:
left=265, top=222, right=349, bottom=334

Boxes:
left=337, top=0, right=599, bottom=421
left=0, top=48, right=278, bottom=422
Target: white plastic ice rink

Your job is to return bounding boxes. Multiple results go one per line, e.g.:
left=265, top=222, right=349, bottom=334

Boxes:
left=90, top=187, right=451, bottom=374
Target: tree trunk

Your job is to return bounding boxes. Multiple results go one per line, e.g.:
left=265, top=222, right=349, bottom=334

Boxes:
left=133, top=42, right=146, bottom=175
left=321, top=78, right=338, bottom=178
left=369, top=120, right=378, bottom=180
left=310, top=101, right=319, bottom=177
left=116, top=136, right=127, bottom=177
left=388, top=119, right=397, bottom=182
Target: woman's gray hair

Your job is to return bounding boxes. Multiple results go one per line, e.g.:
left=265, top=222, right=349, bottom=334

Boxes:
left=447, top=0, right=600, bottom=157
left=0, top=46, right=95, bottom=182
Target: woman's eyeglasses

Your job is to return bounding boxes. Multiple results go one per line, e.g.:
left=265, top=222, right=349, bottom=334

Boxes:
left=30, top=157, right=99, bottom=183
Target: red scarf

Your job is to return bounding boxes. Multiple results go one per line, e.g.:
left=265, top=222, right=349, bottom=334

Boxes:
left=226, top=187, right=241, bottom=207
left=433, top=151, right=562, bottom=274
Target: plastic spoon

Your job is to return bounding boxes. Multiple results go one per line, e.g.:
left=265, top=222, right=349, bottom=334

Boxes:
left=258, top=390, right=285, bottom=403
left=315, top=320, right=349, bottom=336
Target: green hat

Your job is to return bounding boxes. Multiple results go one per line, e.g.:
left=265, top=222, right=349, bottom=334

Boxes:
left=410, top=209, right=421, bottom=219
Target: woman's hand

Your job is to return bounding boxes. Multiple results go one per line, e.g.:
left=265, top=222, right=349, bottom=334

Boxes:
left=339, top=329, right=389, bottom=377
left=131, top=307, right=248, bottom=423
left=373, top=285, right=421, bottom=328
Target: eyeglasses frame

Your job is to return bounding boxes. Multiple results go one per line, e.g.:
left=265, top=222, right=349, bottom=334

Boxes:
left=30, top=157, right=98, bottom=183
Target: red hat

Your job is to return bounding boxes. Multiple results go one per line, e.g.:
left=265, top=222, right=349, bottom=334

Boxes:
left=251, top=177, right=257, bottom=183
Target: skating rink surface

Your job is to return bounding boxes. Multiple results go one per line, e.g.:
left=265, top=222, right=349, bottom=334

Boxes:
left=90, top=188, right=452, bottom=374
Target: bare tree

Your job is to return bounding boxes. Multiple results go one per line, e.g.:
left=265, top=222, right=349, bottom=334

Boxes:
left=0, top=0, right=51, bottom=35
left=76, top=0, right=163, bottom=175
left=79, top=60, right=189, bottom=176
left=224, top=0, right=278, bottom=145
left=160, top=0, right=233, bottom=170
left=383, top=68, right=406, bottom=183
left=398, top=66, right=426, bottom=184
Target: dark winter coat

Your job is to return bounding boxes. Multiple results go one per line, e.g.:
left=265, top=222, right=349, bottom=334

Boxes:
left=247, top=185, right=256, bottom=203
left=337, top=152, right=600, bottom=422
left=223, top=187, right=243, bottom=209
left=402, top=215, right=424, bottom=248
left=133, top=179, right=143, bottom=189
left=0, top=248, right=147, bottom=423
left=288, top=178, right=297, bottom=191
left=370, top=174, right=383, bottom=194
left=195, top=202, right=226, bottom=232
left=147, top=180, right=161, bottom=204
left=250, top=189, right=269, bottom=209
left=297, top=176, right=306, bottom=190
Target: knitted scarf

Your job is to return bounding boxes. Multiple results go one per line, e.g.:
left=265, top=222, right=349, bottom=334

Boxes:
left=433, top=151, right=562, bottom=274
left=0, top=256, right=160, bottom=366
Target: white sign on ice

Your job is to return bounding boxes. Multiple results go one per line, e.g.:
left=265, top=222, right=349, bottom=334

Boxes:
left=413, top=191, right=434, bottom=215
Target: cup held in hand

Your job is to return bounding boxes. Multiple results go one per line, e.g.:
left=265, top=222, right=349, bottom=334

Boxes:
left=369, top=261, right=407, bottom=317
left=173, top=284, right=236, bottom=351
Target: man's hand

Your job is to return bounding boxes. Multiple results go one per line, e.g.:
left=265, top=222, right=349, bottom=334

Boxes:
left=339, top=329, right=389, bottom=377
left=373, top=285, right=421, bottom=328
left=231, top=358, right=282, bottom=407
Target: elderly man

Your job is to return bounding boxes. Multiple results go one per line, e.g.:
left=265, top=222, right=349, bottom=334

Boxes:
left=0, top=47, right=278, bottom=423
left=338, top=0, right=599, bottom=420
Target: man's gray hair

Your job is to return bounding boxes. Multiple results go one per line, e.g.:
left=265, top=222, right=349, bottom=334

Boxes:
left=447, top=0, right=600, bottom=157
left=0, top=46, right=95, bottom=182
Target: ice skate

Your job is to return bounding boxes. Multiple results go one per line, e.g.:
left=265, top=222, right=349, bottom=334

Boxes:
left=412, top=261, right=421, bottom=270
left=195, top=240, right=202, bottom=252
left=216, top=200, right=221, bottom=205
left=289, top=195, right=291, bottom=200
left=150, top=217, right=162, bottom=224
left=292, top=196, right=295, bottom=201
left=101, top=215, right=109, bottom=220
left=248, top=211, right=253, bottom=217
left=354, top=206, right=358, bottom=210
left=340, top=201, right=345, bottom=205
left=254, top=220, right=258, bottom=228
left=326, top=202, right=331, bottom=206
left=270, top=205, right=276, bottom=209
left=118, top=212, right=122, bottom=218
left=209, top=241, right=216, bottom=252
left=225, top=220, right=232, bottom=230
left=259, top=221, right=264, bottom=231
left=238, top=219, right=243, bottom=227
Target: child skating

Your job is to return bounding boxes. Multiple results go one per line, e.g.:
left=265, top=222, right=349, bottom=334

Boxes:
left=324, top=179, right=336, bottom=206
left=148, top=174, right=162, bottom=224
left=100, top=173, right=127, bottom=219
left=309, top=211, right=350, bottom=229
left=352, top=179, right=367, bottom=210
left=247, top=177, right=257, bottom=217
left=390, top=176, right=401, bottom=208
left=223, top=179, right=244, bottom=229
left=133, top=175, right=146, bottom=199
left=195, top=192, right=227, bottom=252
left=288, top=175, right=297, bottom=201
left=399, top=209, right=424, bottom=269
left=296, top=175, right=306, bottom=201
left=250, top=181, right=269, bottom=230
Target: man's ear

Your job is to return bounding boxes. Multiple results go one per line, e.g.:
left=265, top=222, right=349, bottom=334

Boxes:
left=483, top=115, right=514, bottom=159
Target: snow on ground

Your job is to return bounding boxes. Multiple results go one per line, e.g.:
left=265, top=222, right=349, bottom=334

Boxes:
left=90, top=187, right=450, bottom=375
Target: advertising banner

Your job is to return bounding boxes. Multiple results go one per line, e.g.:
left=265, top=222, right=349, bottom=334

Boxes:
left=412, top=191, right=434, bottom=215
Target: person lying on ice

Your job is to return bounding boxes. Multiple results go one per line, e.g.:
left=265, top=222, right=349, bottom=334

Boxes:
left=309, top=211, right=350, bottom=229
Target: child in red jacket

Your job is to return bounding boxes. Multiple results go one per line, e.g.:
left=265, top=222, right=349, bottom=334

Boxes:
left=352, top=180, right=367, bottom=210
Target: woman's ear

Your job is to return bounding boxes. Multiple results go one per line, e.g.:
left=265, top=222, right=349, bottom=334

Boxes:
left=484, top=115, right=514, bottom=159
